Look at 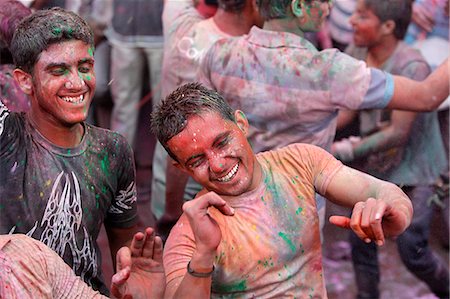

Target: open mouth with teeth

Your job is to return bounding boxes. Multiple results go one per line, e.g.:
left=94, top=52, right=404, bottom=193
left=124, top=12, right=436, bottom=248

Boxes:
left=61, top=94, right=85, bottom=104
left=217, top=163, right=239, bottom=182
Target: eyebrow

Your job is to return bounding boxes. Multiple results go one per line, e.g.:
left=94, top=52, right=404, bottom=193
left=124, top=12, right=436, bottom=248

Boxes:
left=184, top=131, right=232, bottom=166
left=45, top=62, right=70, bottom=71
left=45, top=58, right=94, bottom=70
left=79, top=58, right=94, bottom=64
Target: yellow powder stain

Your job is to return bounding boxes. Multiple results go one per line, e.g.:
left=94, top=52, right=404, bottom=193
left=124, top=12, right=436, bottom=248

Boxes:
left=251, top=224, right=257, bottom=231
left=45, top=180, right=52, bottom=186
left=40, top=192, right=43, bottom=197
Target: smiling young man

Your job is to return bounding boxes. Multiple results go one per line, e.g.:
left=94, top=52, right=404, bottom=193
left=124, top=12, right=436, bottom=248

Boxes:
left=151, top=82, right=414, bottom=298
left=0, top=8, right=144, bottom=295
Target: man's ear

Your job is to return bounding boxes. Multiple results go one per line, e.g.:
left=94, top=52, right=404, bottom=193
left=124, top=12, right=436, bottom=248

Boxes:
left=381, top=20, right=395, bottom=35
left=234, top=110, right=249, bottom=135
left=291, top=0, right=303, bottom=17
left=13, top=68, right=33, bottom=95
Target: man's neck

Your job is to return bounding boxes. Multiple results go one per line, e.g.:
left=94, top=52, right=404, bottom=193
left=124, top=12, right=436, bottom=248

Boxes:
left=366, top=37, right=399, bottom=68
left=28, top=112, right=84, bottom=148
left=213, top=9, right=255, bottom=36
left=263, top=18, right=305, bottom=37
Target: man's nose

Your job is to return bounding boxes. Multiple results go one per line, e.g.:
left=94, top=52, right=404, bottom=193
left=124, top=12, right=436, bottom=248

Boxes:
left=64, top=72, right=85, bottom=89
left=208, top=153, right=227, bottom=174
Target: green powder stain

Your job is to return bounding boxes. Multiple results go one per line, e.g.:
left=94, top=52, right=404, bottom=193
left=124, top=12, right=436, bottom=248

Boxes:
left=278, top=232, right=296, bottom=253
left=85, top=75, right=92, bottom=81
left=52, top=27, right=61, bottom=36
left=258, top=257, right=274, bottom=268
left=100, top=153, right=110, bottom=176
left=88, top=47, right=94, bottom=57
left=291, top=178, right=296, bottom=184
left=215, top=280, right=247, bottom=293
left=67, top=149, right=71, bottom=155
left=295, top=207, right=303, bottom=215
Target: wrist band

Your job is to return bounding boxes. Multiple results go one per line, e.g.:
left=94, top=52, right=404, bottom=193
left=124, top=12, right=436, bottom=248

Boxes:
left=187, top=261, right=215, bottom=278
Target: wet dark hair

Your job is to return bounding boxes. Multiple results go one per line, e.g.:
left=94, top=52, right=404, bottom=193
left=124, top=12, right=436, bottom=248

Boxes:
left=364, top=0, right=412, bottom=39
left=150, top=82, right=236, bottom=162
left=10, top=7, right=94, bottom=73
left=218, top=0, right=246, bottom=12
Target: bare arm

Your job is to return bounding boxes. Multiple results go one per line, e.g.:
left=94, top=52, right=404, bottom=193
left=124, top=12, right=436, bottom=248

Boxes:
left=323, top=165, right=413, bottom=246
left=164, top=192, right=235, bottom=299
left=388, top=59, right=449, bottom=111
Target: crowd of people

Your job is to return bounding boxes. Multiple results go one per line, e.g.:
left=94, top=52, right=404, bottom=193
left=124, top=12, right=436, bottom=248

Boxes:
left=0, top=0, right=448, bottom=298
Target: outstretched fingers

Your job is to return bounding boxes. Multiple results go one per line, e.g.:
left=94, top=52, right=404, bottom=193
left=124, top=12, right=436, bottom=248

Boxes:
left=331, top=198, right=387, bottom=246
left=129, top=231, right=145, bottom=257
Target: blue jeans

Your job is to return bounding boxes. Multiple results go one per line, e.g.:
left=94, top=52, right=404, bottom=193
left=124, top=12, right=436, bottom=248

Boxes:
left=351, top=185, right=449, bottom=299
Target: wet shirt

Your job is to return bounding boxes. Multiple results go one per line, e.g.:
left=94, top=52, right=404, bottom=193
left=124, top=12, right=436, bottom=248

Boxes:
left=0, top=234, right=106, bottom=299
left=346, top=42, right=447, bottom=185
left=199, top=26, right=394, bottom=152
left=164, top=143, right=343, bottom=298
left=0, top=103, right=138, bottom=294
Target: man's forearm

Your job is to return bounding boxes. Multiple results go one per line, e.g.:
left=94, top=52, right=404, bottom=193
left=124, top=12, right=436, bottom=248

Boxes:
left=168, top=251, right=215, bottom=299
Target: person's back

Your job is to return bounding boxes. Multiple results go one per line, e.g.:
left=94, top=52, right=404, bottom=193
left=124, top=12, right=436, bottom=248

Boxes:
left=198, top=0, right=389, bottom=153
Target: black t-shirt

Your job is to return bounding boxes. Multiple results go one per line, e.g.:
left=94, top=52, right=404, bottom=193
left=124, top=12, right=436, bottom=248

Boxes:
left=0, top=103, right=138, bottom=294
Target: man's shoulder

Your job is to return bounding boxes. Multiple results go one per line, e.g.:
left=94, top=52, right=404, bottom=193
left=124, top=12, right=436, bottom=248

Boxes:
left=257, top=143, right=323, bottom=160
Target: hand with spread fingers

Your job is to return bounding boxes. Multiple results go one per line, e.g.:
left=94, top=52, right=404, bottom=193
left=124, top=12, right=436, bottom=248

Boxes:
left=110, top=227, right=165, bottom=299
left=329, top=197, right=412, bottom=247
left=183, top=191, right=235, bottom=255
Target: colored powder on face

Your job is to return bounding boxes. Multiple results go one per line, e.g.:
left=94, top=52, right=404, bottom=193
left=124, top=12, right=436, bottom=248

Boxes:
left=295, top=207, right=303, bottom=215
left=85, top=75, right=92, bottom=81
left=88, top=47, right=94, bottom=57
left=278, top=232, right=296, bottom=253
